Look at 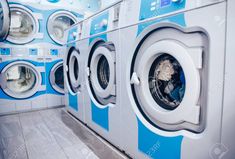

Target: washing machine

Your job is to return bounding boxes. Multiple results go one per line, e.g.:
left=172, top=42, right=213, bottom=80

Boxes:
left=119, top=0, right=229, bottom=158
left=0, top=0, right=47, bottom=113
left=4, top=1, right=84, bottom=108
left=0, top=46, right=46, bottom=114
left=44, top=9, right=83, bottom=108
left=83, top=1, right=122, bottom=148
left=63, top=22, right=87, bottom=123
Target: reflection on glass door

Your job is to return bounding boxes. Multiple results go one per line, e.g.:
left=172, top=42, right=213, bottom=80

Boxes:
left=54, top=64, right=64, bottom=90
left=6, top=65, right=36, bottom=94
left=9, top=8, right=34, bottom=39
left=48, top=11, right=77, bottom=44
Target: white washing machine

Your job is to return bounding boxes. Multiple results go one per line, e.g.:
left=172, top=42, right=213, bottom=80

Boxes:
left=45, top=9, right=83, bottom=108
left=64, top=23, right=87, bottom=123
left=0, top=45, right=46, bottom=114
left=119, top=0, right=230, bottom=158
left=83, top=1, right=122, bottom=149
left=0, top=0, right=47, bottom=113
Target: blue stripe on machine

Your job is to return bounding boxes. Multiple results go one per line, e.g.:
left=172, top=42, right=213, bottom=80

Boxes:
left=69, top=93, right=78, bottom=111
left=91, top=100, right=109, bottom=131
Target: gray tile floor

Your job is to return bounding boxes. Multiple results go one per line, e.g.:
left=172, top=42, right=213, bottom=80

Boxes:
left=0, top=108, right=127, bottom=159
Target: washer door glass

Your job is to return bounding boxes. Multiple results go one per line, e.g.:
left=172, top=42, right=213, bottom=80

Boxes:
left=97, top=55, right=110, bottom=89
left=149, top=54, right=185, bottom=110
left=8, top=7, right=35, bottom=41
left=0, top=0, right=10, bottom=41
left=54, top=64, right=64, bottom=90
left=5, top=65, right=36, bottom=95
left=50, top=62, right=64, bottom=94
left=48, top=12, right=76, bottom=44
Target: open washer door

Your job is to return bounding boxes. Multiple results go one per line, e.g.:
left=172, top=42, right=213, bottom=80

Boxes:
left=0, top=0, right=10, bottom=41
left=131, top=28, right=204, bottom=132
left=65, top=47, right=82, bottom=94
left=89, top=43, right=116, bottom=106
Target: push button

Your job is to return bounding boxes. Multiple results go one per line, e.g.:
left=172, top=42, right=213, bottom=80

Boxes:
left=29, top=48, right=38, bottom=55
left=50, top=49, right=58, bottom=56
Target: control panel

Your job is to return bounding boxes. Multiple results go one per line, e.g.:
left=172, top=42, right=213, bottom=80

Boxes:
left=139, top=0, right=185, bottom=20
left=0, top=48, right=10, bottom=55
left=90, top=11, right=109, bottom=36
left=50, top=49, right=59, bottom=56
left=29, top=48, right=38, bottom=56
left=67, top=27, right=78, bottom=43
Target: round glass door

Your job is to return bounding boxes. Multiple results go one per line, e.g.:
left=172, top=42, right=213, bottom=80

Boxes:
left=2, top=62, right=41, bottom=99
left=7, top=5, right=38, bottom=44
left=148, top=54, right=186, bottom=111
left=0, top=0, right=10, bottom=41
left=50, top=62, right=64, bottom=94
left=97, top=55, right=110, bottom=89
left=89, top=44, right=116, bottom=105
left=48, top=11, right=77, bottom=45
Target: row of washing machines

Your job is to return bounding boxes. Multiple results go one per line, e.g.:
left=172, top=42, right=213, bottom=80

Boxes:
left=64, top=0, right=235, bottom=159
left=0, top=0, right=83, bottom=114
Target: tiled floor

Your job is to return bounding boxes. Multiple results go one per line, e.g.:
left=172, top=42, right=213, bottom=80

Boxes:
left=0, top=108, right=127, bottom=159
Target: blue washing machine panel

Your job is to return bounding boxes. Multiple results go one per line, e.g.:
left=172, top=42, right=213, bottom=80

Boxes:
left=137, top=118, right=183, bottom=159
left=139, top=0, right=186, bottom=21
left=0, top=48, right=10, bottom=55
left=90, top=11, right=109, bottom=36
left=69, top=93, right=78, bottom=111
left=50, top=49, right=59, bottom=56
left=29, top=48, right=38, bottom=55
left=137, top=13, right=186, bottom=35
left=91, top=100, right=109, bottom=131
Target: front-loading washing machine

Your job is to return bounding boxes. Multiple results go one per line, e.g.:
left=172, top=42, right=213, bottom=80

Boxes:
left=0, top=45, right=46, bottom=114
left=119, top=0, right=229, bottom=158
left=64, top=23, right=87, bottom=123
left=83, top=1, right=122, bottom=149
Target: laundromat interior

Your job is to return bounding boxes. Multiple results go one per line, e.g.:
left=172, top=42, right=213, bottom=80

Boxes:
left=0, top=0, right=235, bottom=159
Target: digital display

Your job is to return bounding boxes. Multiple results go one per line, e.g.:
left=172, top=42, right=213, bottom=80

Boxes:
left=161, top=0, right=171, bottom=7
